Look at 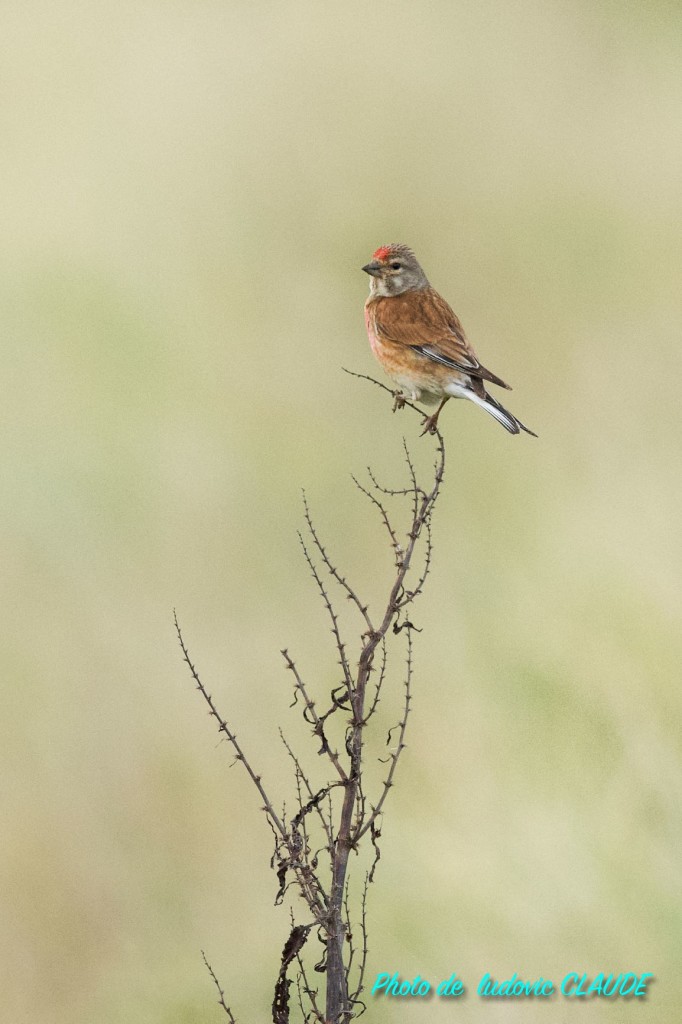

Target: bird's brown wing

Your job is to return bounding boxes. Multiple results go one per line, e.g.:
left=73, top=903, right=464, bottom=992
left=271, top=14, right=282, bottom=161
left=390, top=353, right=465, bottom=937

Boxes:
left=371, top=287, right=512, bottom=390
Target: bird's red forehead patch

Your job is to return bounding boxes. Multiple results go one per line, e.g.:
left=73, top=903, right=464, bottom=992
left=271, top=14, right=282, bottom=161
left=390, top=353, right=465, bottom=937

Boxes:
left=372, top=246, right=392, bottom=262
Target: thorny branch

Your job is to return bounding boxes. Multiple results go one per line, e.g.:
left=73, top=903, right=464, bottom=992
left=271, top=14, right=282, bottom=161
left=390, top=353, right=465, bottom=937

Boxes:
left=179, top=372, right=446, bottom=1024
left=355, top=627, right=413, bottom=843
left=202, top=950, right=238, bottom=1023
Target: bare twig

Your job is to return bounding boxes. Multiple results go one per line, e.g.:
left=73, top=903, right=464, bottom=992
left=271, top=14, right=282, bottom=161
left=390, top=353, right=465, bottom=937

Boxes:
left=355, top=627, right=414, bottom=842
left=351, top=474, right=401, bottom=559
left=368, top=821, right=382, bottom=885
left=202, top=950, right=238, bottom=1023
left=341, top=367, right=423, bottom=417
left=281, top=649, right=348, bottom=783
left=401, top=438, right=422, bottom=522
left=175, top=613, right=286, bottom=838
left=293, top=904, right=325, bottom=1024
left=297, top=534, right=354, bottom=700
left=279, top=729, right=334, bottom=849
left=350, top=875, right=370, bottom=1009
left=303, top=491, right=374, bottom=635
left=182, top=371, right=447, bottom=1024
left=324, top=378, right=445, bottom=1023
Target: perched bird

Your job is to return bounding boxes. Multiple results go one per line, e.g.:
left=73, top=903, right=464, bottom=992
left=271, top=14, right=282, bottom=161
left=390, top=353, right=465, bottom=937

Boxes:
left=363, top=244, right=536, bottom=436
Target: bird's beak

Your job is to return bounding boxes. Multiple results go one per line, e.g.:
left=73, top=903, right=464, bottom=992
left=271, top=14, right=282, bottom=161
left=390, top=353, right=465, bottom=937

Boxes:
left=362, top=261, right=382, bottom=277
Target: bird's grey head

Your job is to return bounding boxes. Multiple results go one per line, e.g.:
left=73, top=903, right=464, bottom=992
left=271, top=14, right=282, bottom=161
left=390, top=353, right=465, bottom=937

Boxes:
left=362, top=244, right=429, bottom=297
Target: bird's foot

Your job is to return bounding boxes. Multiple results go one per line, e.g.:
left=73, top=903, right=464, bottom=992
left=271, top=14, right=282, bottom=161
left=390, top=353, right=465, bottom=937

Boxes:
left=420, top=413, right=440, bottom=436
left=419, top=397, right=448, bottom=436
left=392, top=392, right=407, bottom=413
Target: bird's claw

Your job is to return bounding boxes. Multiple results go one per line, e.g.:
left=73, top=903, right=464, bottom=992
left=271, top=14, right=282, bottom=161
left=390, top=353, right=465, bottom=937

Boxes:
left=392, top=392, right=407, bottom=413
left=420, top=415, right=439, bottom=436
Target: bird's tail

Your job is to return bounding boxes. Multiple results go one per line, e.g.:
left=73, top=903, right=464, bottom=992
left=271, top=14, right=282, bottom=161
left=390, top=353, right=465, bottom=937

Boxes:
left=470, top=390, right=537, bottom=437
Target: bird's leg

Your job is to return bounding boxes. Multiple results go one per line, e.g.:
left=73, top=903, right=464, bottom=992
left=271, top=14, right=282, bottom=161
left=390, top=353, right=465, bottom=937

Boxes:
left=392, top=392, right=407, bottom=413
left=420, top=397, right=449, bottom=436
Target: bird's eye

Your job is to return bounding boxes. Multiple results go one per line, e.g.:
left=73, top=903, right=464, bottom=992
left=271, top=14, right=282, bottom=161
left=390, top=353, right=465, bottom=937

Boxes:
left=390, top=261, right=402, bottom=270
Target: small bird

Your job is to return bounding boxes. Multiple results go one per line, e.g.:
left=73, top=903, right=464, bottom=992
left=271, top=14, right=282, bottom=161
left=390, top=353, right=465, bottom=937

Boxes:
left=363, top=244, right=536, bottom=437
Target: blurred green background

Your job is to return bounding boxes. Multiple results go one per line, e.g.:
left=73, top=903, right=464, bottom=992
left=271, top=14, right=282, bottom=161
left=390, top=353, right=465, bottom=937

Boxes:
left=2, top=2, right=681, bottom=1021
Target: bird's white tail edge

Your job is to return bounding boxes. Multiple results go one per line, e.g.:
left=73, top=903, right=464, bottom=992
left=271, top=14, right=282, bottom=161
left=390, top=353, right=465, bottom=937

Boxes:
left=477, top=393, right=520, bottom=434
left=447, top=384, right=537, bottom=436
